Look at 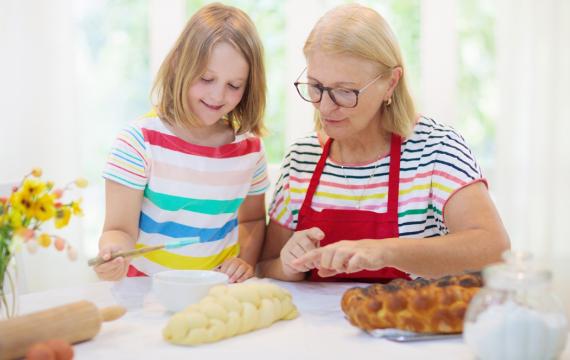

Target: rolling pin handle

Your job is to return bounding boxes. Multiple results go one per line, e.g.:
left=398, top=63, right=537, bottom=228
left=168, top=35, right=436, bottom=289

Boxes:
left=100, top=306, right=126, bottom=322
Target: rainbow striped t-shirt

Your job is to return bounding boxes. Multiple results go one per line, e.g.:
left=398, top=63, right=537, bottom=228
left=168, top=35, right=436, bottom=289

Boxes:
left=269, top=117, right=486, bottom=237
left=103, top=116, right=269, bottom=275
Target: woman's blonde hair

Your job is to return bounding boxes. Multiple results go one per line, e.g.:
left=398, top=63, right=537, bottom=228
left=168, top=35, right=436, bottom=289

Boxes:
left=304, top=4, right=416, bottom=137
left=152, top=3, right=266, bottom=135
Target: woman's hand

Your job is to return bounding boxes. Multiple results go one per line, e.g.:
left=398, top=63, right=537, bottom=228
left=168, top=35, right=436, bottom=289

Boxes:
left=216, top=257, right=254, bottom=283
left=292, top=239, right=388, bottom=277
left=280, top=227, right=325, bottom=275
left=94, top=242, right=131, bottom=281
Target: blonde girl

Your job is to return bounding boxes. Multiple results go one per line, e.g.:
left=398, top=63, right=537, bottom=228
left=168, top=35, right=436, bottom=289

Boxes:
left=95, top=3, right=268, bottom=283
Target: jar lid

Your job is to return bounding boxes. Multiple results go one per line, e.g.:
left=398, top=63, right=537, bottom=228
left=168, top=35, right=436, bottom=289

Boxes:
left=483, top=251, right=552, bottom=290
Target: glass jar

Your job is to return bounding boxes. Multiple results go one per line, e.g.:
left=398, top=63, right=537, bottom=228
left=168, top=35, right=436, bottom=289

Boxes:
left=464, top=251, right=568, bottom=360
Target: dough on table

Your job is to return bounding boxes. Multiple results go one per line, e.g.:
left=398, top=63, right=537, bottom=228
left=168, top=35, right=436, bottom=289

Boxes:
left=163, top=282, right=299, bottom=345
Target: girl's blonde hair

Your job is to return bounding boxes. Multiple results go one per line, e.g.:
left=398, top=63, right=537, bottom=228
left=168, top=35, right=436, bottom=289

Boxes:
left=152, top=3, right=266, bottom=135
left=304, top=4, right=416, bottom=137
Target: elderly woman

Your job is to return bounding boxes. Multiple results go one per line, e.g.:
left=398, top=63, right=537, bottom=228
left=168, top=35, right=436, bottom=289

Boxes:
left=257, top=4, right=510, bottom=282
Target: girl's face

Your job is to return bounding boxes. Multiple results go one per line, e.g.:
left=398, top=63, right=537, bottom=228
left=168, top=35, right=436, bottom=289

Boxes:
left=306, top=51, right=395, bottom=141
left=187, top=41, right=249, bottom=127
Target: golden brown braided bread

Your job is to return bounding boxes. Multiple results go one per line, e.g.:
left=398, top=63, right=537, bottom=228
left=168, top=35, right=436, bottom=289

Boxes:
left=341, top=273, right=482, bottom=333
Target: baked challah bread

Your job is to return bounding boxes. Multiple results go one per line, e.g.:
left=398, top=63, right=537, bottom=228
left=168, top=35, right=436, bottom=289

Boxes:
left=341, top=273, right=482, bottom=333
left=163, top=282, right=299, bottom=345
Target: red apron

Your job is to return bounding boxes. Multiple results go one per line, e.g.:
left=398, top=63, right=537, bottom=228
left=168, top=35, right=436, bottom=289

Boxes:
left=127, top=265, right=147, bottom=277
left=296, top=134, right=410, bottom=282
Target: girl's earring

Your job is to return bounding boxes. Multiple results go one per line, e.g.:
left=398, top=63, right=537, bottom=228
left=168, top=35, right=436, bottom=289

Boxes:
left=385, top=97, right=392, bottom=107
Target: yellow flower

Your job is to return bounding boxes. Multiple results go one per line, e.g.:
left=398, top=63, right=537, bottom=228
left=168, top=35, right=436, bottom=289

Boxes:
left=71, top=199, right=83, bottom=216
left=21, top=178, right=46, bottom=198
left=37, top=233, right=52, bottom=247
left=74, top=178, right=88, bottom=189
left=33, top=193, right=56, bottom=221
left=54, top=207, right=71, bottom=229
left=1, top=169, right=85, bottom=262
left=11, top=190, right=35, bottom=218
left=31, top=168, right=43, bottom=177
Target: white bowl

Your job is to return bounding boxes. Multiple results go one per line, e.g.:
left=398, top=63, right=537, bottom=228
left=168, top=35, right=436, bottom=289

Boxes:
left=152, top=270, right=228, bottom=312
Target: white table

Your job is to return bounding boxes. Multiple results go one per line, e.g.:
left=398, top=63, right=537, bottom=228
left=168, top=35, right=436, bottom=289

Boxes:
left=19, top=278, right=570, bottom=360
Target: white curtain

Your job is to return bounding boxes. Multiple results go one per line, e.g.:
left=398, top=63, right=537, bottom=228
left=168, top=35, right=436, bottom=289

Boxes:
left=0, top=0, right=79, bottom=183
left=494, top=0, right=570, bottom=258
left=0, top=0, right=96, bottom=292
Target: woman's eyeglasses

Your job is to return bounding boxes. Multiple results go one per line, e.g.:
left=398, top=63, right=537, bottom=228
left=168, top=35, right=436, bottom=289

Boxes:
left=293, top=68, right=387, bottom=108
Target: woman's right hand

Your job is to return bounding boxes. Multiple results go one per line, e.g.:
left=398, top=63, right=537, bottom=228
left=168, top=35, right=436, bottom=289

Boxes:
left=280, top=227, right=325, bottom=275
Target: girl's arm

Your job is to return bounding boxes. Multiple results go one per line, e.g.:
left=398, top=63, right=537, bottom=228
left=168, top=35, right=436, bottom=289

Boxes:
left=218, top=194, right=266, bottom=283
left=94, top=180, right=143, bottom=281
left=294, top=182, right=510, bottom=278
left=236, top=193, right=266, bottom=267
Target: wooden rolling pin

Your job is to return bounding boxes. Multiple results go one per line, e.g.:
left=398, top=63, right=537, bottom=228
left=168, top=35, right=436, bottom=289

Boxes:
left=0, top=300, right=125, bottom=360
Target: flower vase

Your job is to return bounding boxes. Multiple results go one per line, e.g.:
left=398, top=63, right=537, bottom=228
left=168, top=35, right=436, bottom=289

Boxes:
left=0, top=255, right=19, bottom=320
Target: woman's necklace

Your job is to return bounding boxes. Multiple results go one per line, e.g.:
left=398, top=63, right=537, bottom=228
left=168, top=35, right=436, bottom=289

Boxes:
left=338, top=147, right=383, bottom=210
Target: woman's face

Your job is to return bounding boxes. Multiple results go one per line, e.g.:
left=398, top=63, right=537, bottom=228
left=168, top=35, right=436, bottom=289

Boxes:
left=187, top=41, right=249, bottom=127
left=306, top=51, right=394, bottom=141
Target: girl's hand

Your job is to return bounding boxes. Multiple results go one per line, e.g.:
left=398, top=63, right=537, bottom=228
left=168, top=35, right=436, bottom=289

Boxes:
left=93, top=244, right=131, bottom=281
left=280, top=227, right=325, bottom=275
left=292, top=240, right=387, bottom=277
left=216, top=257, right=254, bottom=283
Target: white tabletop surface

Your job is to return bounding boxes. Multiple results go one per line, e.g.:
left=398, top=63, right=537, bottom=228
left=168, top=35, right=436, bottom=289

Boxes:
left=19, top=278, right=570, bottom=360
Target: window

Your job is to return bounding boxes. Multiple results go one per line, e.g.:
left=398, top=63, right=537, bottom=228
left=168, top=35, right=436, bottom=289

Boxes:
left=75, top=0, right=497, bottom=257
left=75, top=0, right=151, bottom=256
left=457, top=0, right=496, bottom=172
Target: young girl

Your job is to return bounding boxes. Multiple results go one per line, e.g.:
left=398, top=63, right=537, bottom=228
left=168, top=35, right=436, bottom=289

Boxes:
left=95, top=3, right=269, bottom=283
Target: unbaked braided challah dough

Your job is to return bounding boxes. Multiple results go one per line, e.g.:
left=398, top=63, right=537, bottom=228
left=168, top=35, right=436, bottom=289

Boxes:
left=163, top=282, right=299, bottom=345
